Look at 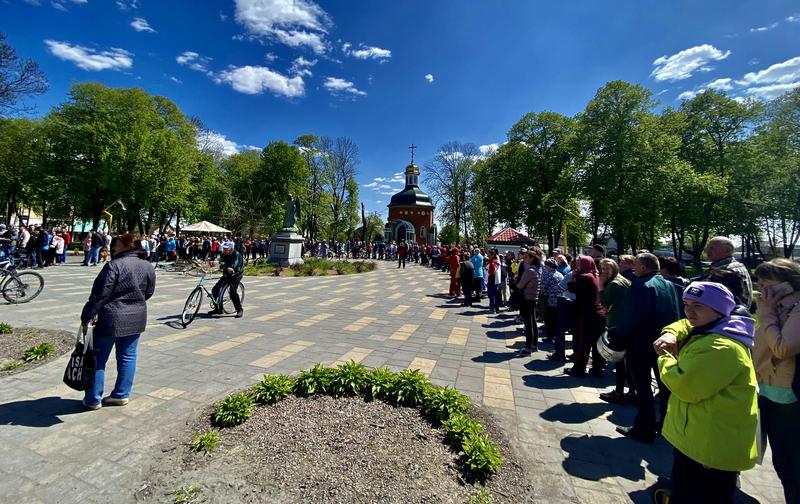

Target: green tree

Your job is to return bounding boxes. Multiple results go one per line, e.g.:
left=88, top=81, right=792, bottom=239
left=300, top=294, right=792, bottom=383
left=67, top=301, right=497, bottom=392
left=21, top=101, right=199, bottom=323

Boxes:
left=319, top=136, right=359, bottom=240
left=293, top=134, right=326, bottom=241
left=424, top=141, right=479, bottom=239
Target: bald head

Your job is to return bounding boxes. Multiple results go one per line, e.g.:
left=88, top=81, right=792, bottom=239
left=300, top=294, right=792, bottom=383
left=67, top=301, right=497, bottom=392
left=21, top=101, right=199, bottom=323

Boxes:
left=706, top=236, right=735, bottom=262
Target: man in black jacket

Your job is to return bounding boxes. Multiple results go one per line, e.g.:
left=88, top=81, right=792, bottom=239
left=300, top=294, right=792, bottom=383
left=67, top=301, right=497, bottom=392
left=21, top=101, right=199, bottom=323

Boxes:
left=209, top=241, right=244, bottom=318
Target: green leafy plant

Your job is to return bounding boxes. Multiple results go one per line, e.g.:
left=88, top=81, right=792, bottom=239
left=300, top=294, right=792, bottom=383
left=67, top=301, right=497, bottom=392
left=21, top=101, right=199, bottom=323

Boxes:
left=173, top=484, right=200, bottom=504
left=329, top=360, right=368, bottom=398
left=390, top=369, right=432, bottom=406
left=213, top=392, right=254, bottom=427
left=442, top=413, right=484, bottom=444
left=1, top=360, right=23, bottom=372
left=250, top=374, right=294, bottom=404
left=462, top=432, right=503, bottom=477
left=0, top=322, right=12, bottom=334
left=364, top=367, right=397, bottom=400
left=423, top=386, right=471, bottom=422
left=468, top=486, right=492, bottom=504
left=191, top=429, right=220, bottom=454
left=294, top=363, right=335, bottom=396
left=23, top=342, right=54, bottom=362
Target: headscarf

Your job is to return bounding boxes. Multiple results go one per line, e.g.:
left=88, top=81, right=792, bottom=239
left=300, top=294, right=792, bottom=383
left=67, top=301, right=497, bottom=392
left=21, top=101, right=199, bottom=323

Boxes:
left=577, top=255, right=598, bottom=276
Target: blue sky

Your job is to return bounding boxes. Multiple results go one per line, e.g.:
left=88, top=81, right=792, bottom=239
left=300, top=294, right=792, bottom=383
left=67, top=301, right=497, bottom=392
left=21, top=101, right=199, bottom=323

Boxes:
left=3, top=0, right=800, bottom=219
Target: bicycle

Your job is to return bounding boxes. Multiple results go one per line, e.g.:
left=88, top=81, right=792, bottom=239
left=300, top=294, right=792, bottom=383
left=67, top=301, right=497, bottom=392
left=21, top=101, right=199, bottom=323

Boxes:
left=180, top=272, right=245, bottom=327
left=0, top=258, right=45, bottom=303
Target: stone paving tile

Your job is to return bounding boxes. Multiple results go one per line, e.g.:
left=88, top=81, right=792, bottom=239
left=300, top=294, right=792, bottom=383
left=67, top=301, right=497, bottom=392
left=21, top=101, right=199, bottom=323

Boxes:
left=0, top=262, right=784, bottom=503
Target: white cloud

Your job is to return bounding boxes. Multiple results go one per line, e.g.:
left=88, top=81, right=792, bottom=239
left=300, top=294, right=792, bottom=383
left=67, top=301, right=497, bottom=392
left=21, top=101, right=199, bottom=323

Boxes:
left=744, top=82, right=800, bottom=99
left=289, top=56, right=316, bottom=77
left=45, top=40, right=133, bottom=71
left=424, top=74, right=434, bottom=83
left=217, top=65, right=304, bottom=97
left=479, top=143, right=499, bottom=156
left=678, top=90, right=698, bottom=101
left=234, top=0, right=331, bottom=54
left=116, top=0, right=138, bottom=10
left=363, top=182, right=378, bottom=188
left=375, top=200, right=383, bottom=204
left=176, top=51, right=213, bottom=75
left=748, top=58, right=760, bottom=66
left=379, top=191, right=395, bottom=196
left=264, top=52, right=278, bottom=62
left=51, top=1, right=68, bottom=11
left=788, top=14, right=800, bottom=23
left=23, top=0, right=42, bottom=5
left=323, top=77, right=366, bottom=96
left=739, top=56, right=800, bottom=85
left=202, top=132, right=253, bottom=157
left=169, top=76, right=182, bottom=84
left=347, top=44, right=391, bottom=61
left=704, top=77, right=733, bottom=91
left=651, top=44, right=731, bottom=82
left=131, top=17, right=155, bottom=33
left=750, top=22, right=779, bottom=33
left=219, top=11, right=228, bottom=21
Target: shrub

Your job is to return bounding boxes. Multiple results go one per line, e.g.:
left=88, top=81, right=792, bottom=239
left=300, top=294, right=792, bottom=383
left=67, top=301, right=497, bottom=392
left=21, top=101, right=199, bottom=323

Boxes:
left=0, top=322, right=12, bottom=334
left=442, top=413, right=484, bottom=445
left=390, top=369, right=432, bottom=407
left=213, top=392, right=254, bottom=427
left=191, top=430, right=220, bottom=454
left=468, top=487, right=492, bottom=504
left=329, top=360, right=368, bottom=398
left=23, top=342, right=55, bottom=362
left=173, top=485, right=200, bottom=504
left=1, top=360, right=23, bottom=372
left=423, top=386, right=471, bottom=423
left=462, top=432, right=503, bottom=477
left=364, top=367, right=397, bottom=400
left=294, top=363, right=335, bottom=396
left=251, top=374, right=294, bottom=405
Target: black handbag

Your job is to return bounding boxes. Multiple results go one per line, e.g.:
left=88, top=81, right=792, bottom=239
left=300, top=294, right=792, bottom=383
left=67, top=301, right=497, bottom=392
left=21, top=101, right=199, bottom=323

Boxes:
left=63, top=326, right=96, bottom=391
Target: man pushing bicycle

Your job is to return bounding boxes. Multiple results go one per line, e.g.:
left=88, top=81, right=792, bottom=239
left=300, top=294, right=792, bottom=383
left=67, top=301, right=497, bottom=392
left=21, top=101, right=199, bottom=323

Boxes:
left=209, top=241, right=244, bottom=318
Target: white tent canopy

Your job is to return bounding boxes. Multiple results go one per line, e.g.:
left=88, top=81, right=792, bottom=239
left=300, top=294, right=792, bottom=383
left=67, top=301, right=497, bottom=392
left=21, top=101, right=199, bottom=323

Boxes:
left=181, top=220, right=230, bottom=233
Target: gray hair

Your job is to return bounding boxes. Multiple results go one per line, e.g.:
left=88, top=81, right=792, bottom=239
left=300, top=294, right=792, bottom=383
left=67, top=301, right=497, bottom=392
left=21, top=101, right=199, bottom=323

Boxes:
left=708, top=236, right=735, bottom=254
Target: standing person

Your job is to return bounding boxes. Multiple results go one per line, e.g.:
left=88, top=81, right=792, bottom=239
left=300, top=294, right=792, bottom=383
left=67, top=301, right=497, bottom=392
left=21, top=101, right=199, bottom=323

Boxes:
left=619, top=255, right=637, bottom=282
left=448, top=248, right=462, bottom=297
left=62, top=229, right=71, bottom=263
left=79, top=233, right=156, bottom=409
left=609, top=252, right=682, bottom=443
left=460, top=253, right=474, bottom=307
left=516, top=251, right=541, bottom=354
left=598, top=258, right=633, bottom=404
left=90, top=229, right=103, bottom=266
left=82, top=232, right=92, bottom=266
left=487, top=251, right=502, bottom=314
left=540, top=259, right=564, bottom=345
left=654, top=282, right=758, bottom=503
left=51, top=232, right=65, bottom=265
left=566, top=256, right=606, bottom=377
left=208, top=241, right=244, bottom=318
left=471, top=248, right=484, bottom=303
left=18, top=226, right=30, bottom=267
left=752, top=258, right=800, bottom=503
left=397, top=239, right=408, bottom=269
left=697, top=236, right=753, bottom=307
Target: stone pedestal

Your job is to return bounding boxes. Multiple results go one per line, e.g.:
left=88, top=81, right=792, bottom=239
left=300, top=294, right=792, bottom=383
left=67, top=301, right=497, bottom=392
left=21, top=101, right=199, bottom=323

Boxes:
left=268, top=228, right=305, bottom=267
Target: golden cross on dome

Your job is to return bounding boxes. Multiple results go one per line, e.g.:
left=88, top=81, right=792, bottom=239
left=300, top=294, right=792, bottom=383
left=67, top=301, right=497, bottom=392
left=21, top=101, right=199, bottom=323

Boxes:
left=408, top=143, right=417, bottom=163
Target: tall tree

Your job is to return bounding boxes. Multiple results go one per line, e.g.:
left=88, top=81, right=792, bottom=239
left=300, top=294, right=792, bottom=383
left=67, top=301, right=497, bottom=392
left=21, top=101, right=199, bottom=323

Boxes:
left=319, top=136, right=359, bottom=240
left=0, top=33, right=47, bottom=116
left=293, top=134, right=325, bottom=241
left=424, top=141, right=479, bottom=239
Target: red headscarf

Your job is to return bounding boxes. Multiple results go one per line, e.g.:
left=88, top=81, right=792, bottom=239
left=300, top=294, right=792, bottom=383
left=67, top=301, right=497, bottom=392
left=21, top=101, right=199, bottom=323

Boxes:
left=577, top=255, right=598, bottom=276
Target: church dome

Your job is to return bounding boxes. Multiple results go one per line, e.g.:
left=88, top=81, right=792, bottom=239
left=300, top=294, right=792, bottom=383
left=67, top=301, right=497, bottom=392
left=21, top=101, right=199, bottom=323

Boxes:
left=388, top=161, right=434, bottom=208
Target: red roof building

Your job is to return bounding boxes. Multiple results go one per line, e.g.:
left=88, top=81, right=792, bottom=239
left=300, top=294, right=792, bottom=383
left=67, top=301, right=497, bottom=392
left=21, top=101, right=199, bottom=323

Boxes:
left=487, top=227, right=536, bottom=246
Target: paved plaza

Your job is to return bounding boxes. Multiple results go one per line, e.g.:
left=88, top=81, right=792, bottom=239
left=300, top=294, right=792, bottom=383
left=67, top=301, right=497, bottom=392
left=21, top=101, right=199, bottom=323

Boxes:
left=0, top=261, right=786, bottom=503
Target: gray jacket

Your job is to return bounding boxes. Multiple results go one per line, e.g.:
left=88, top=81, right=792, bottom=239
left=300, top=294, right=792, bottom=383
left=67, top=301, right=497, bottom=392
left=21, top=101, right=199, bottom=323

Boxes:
left=81, top=250, right=156, bottom=337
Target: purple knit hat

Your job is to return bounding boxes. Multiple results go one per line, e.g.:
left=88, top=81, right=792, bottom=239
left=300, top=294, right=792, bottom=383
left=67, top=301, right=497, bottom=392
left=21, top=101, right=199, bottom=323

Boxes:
left=683, top=281, right=736, bottom=316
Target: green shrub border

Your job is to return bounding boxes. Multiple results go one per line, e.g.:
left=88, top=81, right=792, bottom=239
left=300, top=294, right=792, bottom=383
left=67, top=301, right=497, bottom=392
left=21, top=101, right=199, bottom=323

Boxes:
left=210, top=361, right=503, bottom=479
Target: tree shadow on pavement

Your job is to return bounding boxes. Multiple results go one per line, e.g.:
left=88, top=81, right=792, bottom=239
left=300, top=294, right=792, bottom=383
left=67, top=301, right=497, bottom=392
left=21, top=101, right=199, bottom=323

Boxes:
left=0, top=396, right=86, bottom=427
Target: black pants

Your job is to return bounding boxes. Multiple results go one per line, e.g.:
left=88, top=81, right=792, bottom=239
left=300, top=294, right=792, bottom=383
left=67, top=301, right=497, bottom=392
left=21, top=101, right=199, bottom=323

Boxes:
left=520, top=299, right=537, bottom=349
left=462, top=281, right=473, bottom=306
left=543, top=305, right=558, bottom=341
left=760, top=396, right=800, bottom=504
left=472, top=278, right=482, bottom=301
left=574, top=315, right=606, bottom=373
left=614, top=359, right=633, bottom=395
left=211, top=275, right=242, bottom=311
left=670, top=448, right=738, bottom=504
left=628, top=345, right=669, bottom=434
left=398, top=255, right=406, bottom=268
left=554, top=297, right=575, bottom=358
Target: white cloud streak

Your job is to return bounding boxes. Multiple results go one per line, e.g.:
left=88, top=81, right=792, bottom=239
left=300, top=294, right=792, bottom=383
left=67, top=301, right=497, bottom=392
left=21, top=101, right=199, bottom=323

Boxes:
left=45, top=40, right=133, bottom=71
left=651, top=44, right=730, bottom=82
left=234, top=0, right=331, bottom=54
left=130, top=17, right=155, bottom=33
left=424, top=73, right=434, bottom=83
left=323, top=77, right=366, bottom=96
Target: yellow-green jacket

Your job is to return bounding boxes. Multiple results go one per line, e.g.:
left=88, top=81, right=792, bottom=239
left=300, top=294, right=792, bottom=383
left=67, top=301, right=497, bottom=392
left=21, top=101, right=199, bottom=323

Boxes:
left=658, top=317, right=758, bottom=472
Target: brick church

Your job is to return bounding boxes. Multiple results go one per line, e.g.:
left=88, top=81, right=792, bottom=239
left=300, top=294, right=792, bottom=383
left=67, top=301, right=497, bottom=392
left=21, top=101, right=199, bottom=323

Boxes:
left=384, top=148, right=437, bottom=245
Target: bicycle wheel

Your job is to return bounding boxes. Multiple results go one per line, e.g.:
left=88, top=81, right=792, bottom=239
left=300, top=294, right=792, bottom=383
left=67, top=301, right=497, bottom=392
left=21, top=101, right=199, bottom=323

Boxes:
left=2, top=271, right=45, bottom=304
left=221, top=282, right=245, bottom=314
left=181, top=287, right=203, bottom=327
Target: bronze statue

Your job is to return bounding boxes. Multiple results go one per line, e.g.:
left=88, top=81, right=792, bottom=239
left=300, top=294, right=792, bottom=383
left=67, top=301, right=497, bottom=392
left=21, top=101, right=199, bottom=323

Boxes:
left=282, top=195, right=301, bottom=231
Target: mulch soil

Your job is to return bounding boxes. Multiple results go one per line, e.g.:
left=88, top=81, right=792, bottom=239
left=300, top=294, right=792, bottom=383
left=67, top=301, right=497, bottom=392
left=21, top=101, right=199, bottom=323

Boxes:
left=0, top=327, right=74, bottom=377
left=136, top=395, right=534, bottom=503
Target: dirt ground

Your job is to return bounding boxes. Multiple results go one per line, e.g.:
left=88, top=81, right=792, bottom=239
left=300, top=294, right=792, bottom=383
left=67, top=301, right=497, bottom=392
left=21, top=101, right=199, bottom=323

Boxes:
left=135, top=395, right=535, bottom=504
left=0, top=326, right=74, bottom=376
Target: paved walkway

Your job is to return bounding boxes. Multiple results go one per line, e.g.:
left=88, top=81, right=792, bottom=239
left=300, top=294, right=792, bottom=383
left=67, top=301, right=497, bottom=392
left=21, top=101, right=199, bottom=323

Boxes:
left=0, top=261, right=785, bottom=503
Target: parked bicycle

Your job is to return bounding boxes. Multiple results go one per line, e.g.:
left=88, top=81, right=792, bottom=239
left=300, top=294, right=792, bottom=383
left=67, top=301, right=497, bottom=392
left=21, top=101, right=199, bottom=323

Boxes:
left=180, top=272, right=245, bottom=327
left=0, top=259, right=45, bottom=303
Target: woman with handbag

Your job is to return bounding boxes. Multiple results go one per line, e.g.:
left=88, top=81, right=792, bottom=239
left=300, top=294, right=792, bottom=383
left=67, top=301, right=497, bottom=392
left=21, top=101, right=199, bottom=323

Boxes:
left=79, top=233, right=156, bottom=410
left=753, top=258, right=800, bottom=504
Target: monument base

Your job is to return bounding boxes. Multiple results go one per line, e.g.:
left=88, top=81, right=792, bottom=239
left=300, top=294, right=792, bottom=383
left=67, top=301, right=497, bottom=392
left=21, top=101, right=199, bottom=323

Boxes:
left=268, top=228, right=305, bottom=267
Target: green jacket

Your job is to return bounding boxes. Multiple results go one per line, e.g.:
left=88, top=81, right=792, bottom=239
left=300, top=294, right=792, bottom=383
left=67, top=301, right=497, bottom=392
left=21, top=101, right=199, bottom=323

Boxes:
left=599, top=275, right=630, bottom=328
left=658, top=319, right=758, bottom=472
left=219, top=250, right=244, bottom=277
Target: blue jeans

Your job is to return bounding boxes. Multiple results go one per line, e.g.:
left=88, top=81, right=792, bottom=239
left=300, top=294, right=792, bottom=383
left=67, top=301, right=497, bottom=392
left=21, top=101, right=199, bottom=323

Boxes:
left=84, top=334, right=140, bottom=406
left=90, top=246, right=100, bottom=265
left=83, top=250, right=91, bottom=265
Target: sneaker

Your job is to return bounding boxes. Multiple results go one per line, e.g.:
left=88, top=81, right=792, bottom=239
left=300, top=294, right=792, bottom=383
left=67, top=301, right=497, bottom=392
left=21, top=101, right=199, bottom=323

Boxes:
left=102, top=397, right=129, bottom=406
left=235, top=309, right=244, bottom=318
left=599, top=390, right=627, bottom=405
left=82, top=400, right=101, bottom=410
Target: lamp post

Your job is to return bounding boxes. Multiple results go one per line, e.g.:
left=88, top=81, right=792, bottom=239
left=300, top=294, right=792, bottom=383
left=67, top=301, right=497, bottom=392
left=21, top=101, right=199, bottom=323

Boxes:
left=102, top=200, right=125, bottom=232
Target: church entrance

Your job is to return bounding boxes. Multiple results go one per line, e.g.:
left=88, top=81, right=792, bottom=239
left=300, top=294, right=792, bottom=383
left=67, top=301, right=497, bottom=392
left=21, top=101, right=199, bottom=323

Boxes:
left=396, top=224, right=407, bottom=242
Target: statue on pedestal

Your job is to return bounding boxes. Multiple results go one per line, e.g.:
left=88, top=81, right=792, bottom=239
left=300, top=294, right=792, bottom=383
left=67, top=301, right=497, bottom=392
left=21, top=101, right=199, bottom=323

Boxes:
left=282, top=195, right=301, bottom=231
